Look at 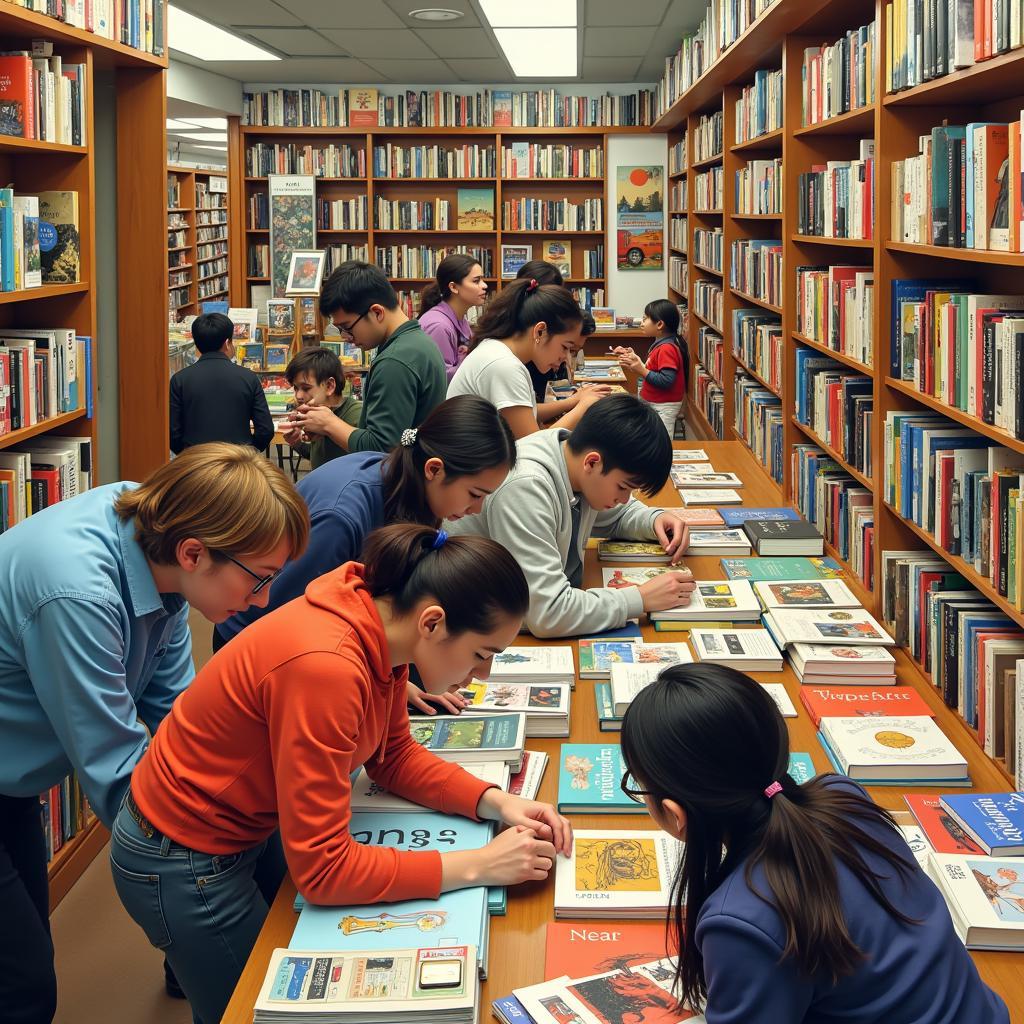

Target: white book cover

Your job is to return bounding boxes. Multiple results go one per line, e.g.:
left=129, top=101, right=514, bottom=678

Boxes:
left=488, top=646, right=576, bottom=683
left=763, top=608, right=894, bottom=647
left=673, top=448, right=710, bottom=462
left=602, top=573, right=759, bottom=621
left=609, top=662, right=667, bottom=714
left=669, top=465, right=716, bottom=485
left=929, top=853, right=1024, bottom=949
left=760, top=683, right=797, bottom=718
left=680, top=488, right=742, bottom=505
left=554, top=830, right=683, bottom=917
left=753, top=578, right=860, bottom=610
left=790, top=642, right=896, bottom=674
left=900, top=824, right=932, bottom=868
left=351, top=762, right=510, bottom=813
left=821, top=716, right=968, bottom=779
left=509, top=749, right=548, bottom=801
left=459, top=679, right=570, bottom=717
left=685, top=529, right=752, bottom=554
left=669, top=471, right=742, bottom=488
left=689, top=628, right=784, bottom=668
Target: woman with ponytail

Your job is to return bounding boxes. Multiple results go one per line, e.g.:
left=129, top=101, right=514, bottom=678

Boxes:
left=114, top=522, right=572, bottom=1024
left=620, top=664, right=1008, bottom=1024
left=418, top=253, right=489, bottom=382
left=447, top=277, right=605, bottom=438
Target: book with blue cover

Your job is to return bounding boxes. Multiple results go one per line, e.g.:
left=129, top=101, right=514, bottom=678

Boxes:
left=788, top=752, right=816, bottom=784
left=939, top=792, right=1024, bottom=856
left=557, top=743, right=639, bottom=814
left=719, top=506, right=801, bottom=527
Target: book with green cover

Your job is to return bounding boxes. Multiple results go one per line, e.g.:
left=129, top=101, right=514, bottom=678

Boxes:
left=557, top=744, right=638, bottom=814
left=721, top=556, right=844, bottom=581
left=594, top=682, right=622, bottom=731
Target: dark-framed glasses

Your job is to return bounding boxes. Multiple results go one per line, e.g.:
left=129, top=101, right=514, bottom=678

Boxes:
left=620, top=770, right=654, bottom=804
left=219, top=552, right=283, bottom=595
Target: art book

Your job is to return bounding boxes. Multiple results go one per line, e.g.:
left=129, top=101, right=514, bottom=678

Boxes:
left=763, top=608, right=895, bottom=647
left=544, top=922, right=675, bottom=979
left=753, top=579, right=860, bottom=610
left=939, top=792, right=1024, bottom=856
left=799, top=685, right=934, bottom=727
left=409, top=713, right=525, bottom=766
left=457, top=187, right=494, bottom=230
left=346, top=87, right=379, bottom=127
left=721, top=556, right=844, bottom=580
left=350, top=762, right=510, bottom=813
left=602, top=570, right=760, bottom=621
left=578, top=641, right=691, bottom=679
left=487, top=645, right=575, bottom=684
left=554, top=830, right=684, bottom=918
left=459, top=679, right=570, bottom=737
left=557, top=744, right=639, bottom=814
left=904, top=794, right=987, bottom=854
left=928, top=853, right=1024, bottom=949
left=597, top=541, right=672, bottom=563
left=718, top=506, right=801, bottom=527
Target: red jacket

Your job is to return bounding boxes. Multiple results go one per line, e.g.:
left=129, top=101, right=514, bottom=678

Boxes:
left=131, top=562, right=492, bottom=904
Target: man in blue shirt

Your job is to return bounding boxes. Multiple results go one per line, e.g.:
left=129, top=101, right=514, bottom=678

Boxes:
left=0, top=443, right=308, bottom=1022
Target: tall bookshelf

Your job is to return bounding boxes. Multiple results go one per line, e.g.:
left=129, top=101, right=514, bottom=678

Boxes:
left=654, top=0, right=1024, bottom=789
left=167, top=165, right=196, bottom=316
left=194, top=169, right=229, bottom=305
left=0, top=4, right=168, bottom=907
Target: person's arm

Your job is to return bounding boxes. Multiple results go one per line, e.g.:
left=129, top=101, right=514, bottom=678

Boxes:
left=250, top=378, right=276, bottom=451
left=697, top=912, right=814, bottom=1024
left=133, top=604, right=194, bottom=736
left=21, top=597, right=169, bottom=828
left=644, top=365, right=678, bottom=389
left=540, top=385, right=614, bottom=431
left=347, top=359, right=421, bottom=453
left=500, top=404, right=540, bottom=439
left=422, top=318, right=461, bottom=383
left=483, top=476, right=643, bottom=638
left=168, top=376, right=184, bottom=455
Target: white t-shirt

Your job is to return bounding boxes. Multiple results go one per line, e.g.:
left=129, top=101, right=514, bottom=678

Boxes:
left=446, top=338, right=537, bottom=413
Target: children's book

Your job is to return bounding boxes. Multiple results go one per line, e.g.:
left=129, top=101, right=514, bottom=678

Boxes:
left=718, top=506, right=801, bottom=527
left=544, top=921, right=675, bottom=978
left=487, top=646, right=575, bottom=684
left=800, top=685, right=933, bottom=727
left=928, top=853, right=1024, bottom=949
left=689, top=628, right=784, bottom=671
left=763, top=608, right=894, bottom=647
left=903, top=794, right=987, bottom=854
left=720, top=556, right=844, bottom=580
left=350, top=761, right=510, bottom=813
left=939, top=792, right=1024, bottom=856
left=578, top=641, right=691, bottom=679
left=557, top=744, right=640, bottom=814
left=753, top=579, right=860, bottom=610
left=408, top=713, right=526, bottom=767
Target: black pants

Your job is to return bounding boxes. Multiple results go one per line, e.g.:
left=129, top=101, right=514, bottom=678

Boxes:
left=0, top=794, right=57, bottom=1023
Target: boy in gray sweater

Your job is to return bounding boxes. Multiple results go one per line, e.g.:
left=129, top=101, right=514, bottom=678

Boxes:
left=446, top=394, right=696, bottom=638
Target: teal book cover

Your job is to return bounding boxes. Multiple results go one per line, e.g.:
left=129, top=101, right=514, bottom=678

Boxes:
left=721, top=556, right=843, bottom=581
left=788, top=752, right=816, bottom=784
left=557, top=743, right=637, bottom=814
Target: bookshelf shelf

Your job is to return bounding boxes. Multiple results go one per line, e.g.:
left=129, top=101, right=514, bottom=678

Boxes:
left=670, top=245, right=687, bottom=255
left=885, top=377, right=1024, bottom=455
left=695, top=358, right=724, bottom=389
left=499, top=177, right=602, bottom=183
left=792, top=105, right=875, bottom=136
left=500, top=230, right=605, bottom=236
left=885, top=241, right=1024, bottom=267
left=793, top=331, right=872, bottom=372
left=791, top=234, right=874, bottom=248
left=733, top=354, right=781, bottom=397
left=693, top=261, right=723, bottom=276
left=692, top=208, right=723, bottom=215
left=731, top=287, right=783, bottom=314
left=0, top=136, right=88, bottom=156
left=730, top=127, right=784, bottom=152
left=883, top=47, right=1024, bottom=106
left=240, top=125, right=651, bottom=136
left=790, top=416, right=873, bottom=488
left=0, top=282, right=90, bottom=306
left=169, top=263, right=194, bottom=271
left=730, top=212, right=782, bottom=220
left=693, top=310, right=722, bottom=332
left=669, top=208, right=687, bottom=214
left=0, top=409, right=88, bottom=452
left=373, top=228, right=496, bottom=234
left=669, top=169, right=688, bottom=178
left=691, top=152, right=724, bottom=169
left=244, top=176, right=366, bottom=182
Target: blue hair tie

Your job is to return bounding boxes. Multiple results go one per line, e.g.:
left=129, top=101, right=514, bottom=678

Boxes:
left=432, top=529, right=448, bottom=550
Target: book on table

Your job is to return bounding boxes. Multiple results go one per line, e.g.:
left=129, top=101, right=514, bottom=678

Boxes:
left=508, top=750, right=548, bottom=800
left=408, top=713, right=526, bottom=768
left=602, top=571, right=761, bottom=622
left=486, top=646, right=576, bottom=685
left=817, top=716, right=970, bottom=785
left=670, top=471, right=742, bottom=488
left=689, top=628, right=784, bottom=671
left=255, top=945, right=478, bottom=1022
left=669, top=464, right=716, bottom=486
left=553, top=830, right=684, bottom=919
left=596, top=541, right=673, bottom=563
left=904, top=794, right=987, bottom=855
left=673, top=448, right=710, bottom=462
left=543, top=921, right=675, bottom=979
left=743, top=518, right=825, bottom=556
left=594, top=683, right=623, bottom=732
left=679, top=488, right=742, bottom=505
left=938, top=792, right=1024, bottom=856
left=718, top=506, right=801, bottom=527
left=928, top=853, right=1024, bottom=950
left=350, top=761, right=510, bottom=813
left=760, top=683, right=798, bottom=718
left=457, top=679, right=571, bottom=737
left=720, top=556, right=844, bottom=580
left=556, top=743, right=641, bottom=814
left=578, top=640, right=691, bottom=679
left=753, top=578, right=860, bottom=611
left=799, top=685, right=934, bottom=727
left=684, top=528, right=752, bottom=557
left=788, top=641, right=896, bottom=683
left=762, top=608, right=895, bottom=648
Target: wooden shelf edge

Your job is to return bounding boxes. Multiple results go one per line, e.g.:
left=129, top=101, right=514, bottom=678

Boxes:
left=0, top=282, right=90, bottom=305
left=48, top=817, right=108, bottom=911
left=730, top=127, right=784, bottom=152
left=241, top=125, right=654, bottom=136
left=790, top=416, right=873, bottom=488
left=0, top=409, right=88, bottom=451
left=884, top=47, right=1024, bottom=107
left=792, top=233, right=874, bottom=248
left=693, top=310, right=723, bottom=333
left=791, top=104, right=876, bottom=137
left=733, top=353, right=782, bottom=398
left=692, top=261, right=723, bottom=276
left=691, top=152, right=725, bottom=170
left=792, top=331, right=873, bottom=372
left=885, top=240, right=1024, bottom=266
left=732, top=287, right=783, bottom=314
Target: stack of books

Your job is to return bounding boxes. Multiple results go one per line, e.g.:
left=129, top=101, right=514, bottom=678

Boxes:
left=688, top=628, right=784, bottom=671
left=487, top=646, right=576, bottom=688
left=457, top=679, right=571, bottom=738
left=742, top=519, right=824, bottom=556
left=556, top=743, right=643, bottom=814
left=602, top=571, right=762, bottom=623
left=788, top=642, right=896, bottom=684
left=578, top=639, right=692, bottom=679
left=408, top=713, right=526, bottom=769
left=753, top=579, right=860, bottom=611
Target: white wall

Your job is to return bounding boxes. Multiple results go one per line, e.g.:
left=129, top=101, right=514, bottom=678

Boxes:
left=605, top=133, right=668, bottom=318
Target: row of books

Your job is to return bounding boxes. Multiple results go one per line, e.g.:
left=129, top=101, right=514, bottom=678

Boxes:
left=734, top=373, right=785, bottom=484
left=7, top=1, right=164, bottom=54
left=241, top=87, right=657, bottom=129
left=693, top=227, right=723, bottom=271
left=669, top=254, right=688, bottom=296
left=195, top=181, right=226, bottom=211
left=697, top=325, right=723, bottom=383
left=796, top=143, right=876, bottom=239
left=670, top=215, right=688, bottom=252
left=244, top=143, right=365, bottom=180
left=196, top=225, right=226, bottom=245
left=197, top=274, right=227, bottom=301
left=195, top=209, right=226, bottom=227
left=669, top=135, right=688, bottom=175
left=693, top=363, right=725, bottom=437
left=372, top=143, right=495, bottom=180
left=0, top=433, right=93, bottom=530
left=0, top=52, right=87, bottom=145
left=796, top=265, right=875, bottom=367
left=0, top=329, right=90, bottom=434
left=670, top=179, right=687, bottom=211
left=41, top=772, right=94, bottom=864
left=730, top=238, right=783, bottom=306
left=735, top=156, right=782, bottom=214
left=501, top=198, right=603, bottom=233
left=325, top=244, right=370, bottom=274
left=318, top=197, right=367, bottom=232
left=373, top=245, right=494, bottom=280
left=693, top=279, right=723, bottom=330
left=693, top=108, right=724, bottom=163
left=694, top=165, right=724, bottom=211
left=800, top=22, right=877, bottom=127
left=890, top=118, right=1022, bottom=251
left=885, top=0, right=1024, bottom=93
left=197, top=240, right=227, bottom=262
left=501, top=143, right=603, bottom=180
left=735, top=67, right=784, bottom=144
left=0, top=188, right=81, bottom=290
left=732, top=309, right=783, bottom=392
left=373, top=199, right=452, bottom=232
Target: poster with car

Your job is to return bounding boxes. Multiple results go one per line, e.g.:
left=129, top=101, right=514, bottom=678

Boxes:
left=616, top=166, right=664, bottom=271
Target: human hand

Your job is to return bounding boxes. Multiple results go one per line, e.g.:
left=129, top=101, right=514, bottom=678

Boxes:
left=618, top=350, right=645, bottom=374
left=477, top=788, right=573, bottom=856
left=470, top=825, right=559, bottom=886
left=575, top=383, right=614, bottom=409
left=654, top=512, right=691, bottom=562
left=281, top=421, right=304, bottom=446
left=637, top=569, right=697, bottom=612
left=406, top=682, right=469, bottom=716
left=290, top=403, right=336, bottom=437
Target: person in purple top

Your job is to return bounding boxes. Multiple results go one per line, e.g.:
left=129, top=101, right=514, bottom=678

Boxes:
left=418, top=253, right=489, bottom=381
left=619, top=663, right=1010, bottom=1024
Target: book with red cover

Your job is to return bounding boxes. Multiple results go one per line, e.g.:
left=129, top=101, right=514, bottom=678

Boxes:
left=904, top=794, right=986, bottom=855
left=545, top=922, right=676, bottom=979
left=799, top=685, right=934, bottom=728
left=0, top=56, right=35, bottom=140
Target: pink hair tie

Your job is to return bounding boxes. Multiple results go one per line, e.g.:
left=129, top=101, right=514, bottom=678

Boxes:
left=764, top=780, right=783, bottom=800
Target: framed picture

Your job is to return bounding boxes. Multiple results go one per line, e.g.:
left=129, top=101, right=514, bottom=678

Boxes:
left=457, top=187, right=495, bottom=229
left=541, top=238, right=572, bottom=277
left=285, top=250, right=326, bottom=296
left=501, top=243, right=532, bottom=280
left=616, top=165, right=665, bottom=271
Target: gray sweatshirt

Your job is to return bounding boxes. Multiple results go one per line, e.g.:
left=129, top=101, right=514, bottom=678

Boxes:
left=445, top=429, right=662, bottom=638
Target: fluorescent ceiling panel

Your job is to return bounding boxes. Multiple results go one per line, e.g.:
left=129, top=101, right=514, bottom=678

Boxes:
left=168, top=5, right=281, bottom=61
left=479, top=0, right=576, bottom=26
left=492, top=28, right=577, bottom=76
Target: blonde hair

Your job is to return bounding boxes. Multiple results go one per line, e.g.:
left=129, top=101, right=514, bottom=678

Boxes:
left=114, top=443, right=309, bottom=565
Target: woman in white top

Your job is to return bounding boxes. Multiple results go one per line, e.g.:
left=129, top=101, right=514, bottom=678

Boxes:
left=447, top=278, right=608, bottom=439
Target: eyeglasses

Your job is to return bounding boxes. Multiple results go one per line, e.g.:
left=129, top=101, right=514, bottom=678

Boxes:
left=218, top=552, right=283, bottom=595
left=620, top=771, right=654, bottom=804
left=334, top=310, right=368, bottom=338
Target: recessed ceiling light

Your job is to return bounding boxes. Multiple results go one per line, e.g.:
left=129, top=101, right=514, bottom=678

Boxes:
left=409, top=8, right=464, bottom=21
left=479, top=0, right=575, bottom=26
left=168, top=5, right=281, bottom=61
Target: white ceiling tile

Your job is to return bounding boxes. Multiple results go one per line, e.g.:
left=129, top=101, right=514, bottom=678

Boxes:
left=586, top=0, right=671, bottom=25
left=584, top=26, right=658, bottom=57
left=283, top=0, right=406, bottom=28
left=227, top=58, right=383, bottom=82
left=660, top=0, right=709, bottom=34
left=362, top=58, right=460, bottom=83
left=383, top=0, right=481, bottom=27
left=443, top=58, right=513, bottom=80
left=413, top=28, right=501, bottom=59
left=241, top=27, right=344, bottom=55
left=318, top=28, right=436, bottom=57
left=582, top=56, right=643, bottom=80
left=169, top=0, right=302, bottom=25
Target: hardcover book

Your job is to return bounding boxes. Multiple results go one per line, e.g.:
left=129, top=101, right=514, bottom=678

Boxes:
left=719, top=506, right=801, bottom=526
left=487, top=646, right=575, bottom=684
left=763, top=608, right=895, bottom=647
left=679, top=488, right=742, bottom=505
left=458, top=679, right=570, bottom=737
left=904, top=794, right=987, bottom=854
left=800, top=685, right=934, bottom=727
left=578, top=641, right=691, bottom=679
left=597, top=541, right=672, bottom=563
left=929, top=853, right=1024, bottom=949
left=721, top=556, right=844, bottom=580
left=347, top=87, right=379, bottom=127
left=753, top=579, right=860, bottom=610
left=689, top=628, right=784, bottom=671
left=743, top=518, right=825, bottom=555
left=409, top=713, right=525, bottom=766
left=789, top=642, right=896, bottom=679
left=939, top=792, right=1024, bottom=856
left=684, top=528, right=752, bottom=556
left=602, top=572, right=761, bottom=622
left=594, top=682, right=622, bottom=731
left=493, top=90, right=512, bottom=127
left=557, top=744, right=639, bottom=814
left=36, top=191, right=79, bottom=283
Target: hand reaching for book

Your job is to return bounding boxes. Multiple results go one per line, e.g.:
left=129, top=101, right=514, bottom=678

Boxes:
left=406, top=681, right=469, bottom=716
left=441, top=825, right=559, bottom=890
left=637, top=569, right=696, bottom=613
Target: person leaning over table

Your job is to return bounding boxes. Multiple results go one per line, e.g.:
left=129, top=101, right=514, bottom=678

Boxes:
left=0, top=443, right=309, bottom=1023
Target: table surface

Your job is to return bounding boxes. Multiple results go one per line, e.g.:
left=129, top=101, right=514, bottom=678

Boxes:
left=221, top=439, right=1024, bottom=1024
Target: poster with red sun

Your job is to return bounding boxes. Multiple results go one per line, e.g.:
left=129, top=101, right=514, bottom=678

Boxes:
left=616, top=165, right=664, bottom=271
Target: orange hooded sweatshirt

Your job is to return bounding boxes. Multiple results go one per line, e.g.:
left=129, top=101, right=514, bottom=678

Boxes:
left=130, top=562, right=494, bottom=905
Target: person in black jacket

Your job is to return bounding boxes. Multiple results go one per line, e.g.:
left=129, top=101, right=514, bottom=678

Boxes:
left=169, top=313, right=275, bottom=455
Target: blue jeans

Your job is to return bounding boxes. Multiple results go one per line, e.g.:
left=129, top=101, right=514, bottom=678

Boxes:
left=109, top=798, right=281, bottom=1024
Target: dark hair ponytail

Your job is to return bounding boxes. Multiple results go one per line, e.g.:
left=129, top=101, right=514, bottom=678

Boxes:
left=470, top=279, right=581, bottom=350
left=381, top=395, right=516, bottom=524
left=420, top=253, right=482, bottom=315
left=644, top=297, right=689, bottom=392
left=620, top=664, right=917, bottom=1013
left=362, top=523, right=529, bottom=635
left=515, top=258, right=564, bottom=287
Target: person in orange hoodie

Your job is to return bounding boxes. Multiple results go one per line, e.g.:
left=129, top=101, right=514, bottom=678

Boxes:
left=110, top=523, right=572, bottom=1024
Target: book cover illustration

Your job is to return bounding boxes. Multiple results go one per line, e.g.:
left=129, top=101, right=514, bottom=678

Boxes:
left=962, top=860, right=1024, bottom=922
left=580, top=642, right=689, bottom=675
left=410, top=713, right=521, bottom=751
left=939, top=792, right=1024, bottom=855
left=501, top=244, right=533, bottom=278
left=267, top=298, right=295, bottom=335
left=347, top=87, right=379, bottom=127
left=567, top=967, right=689, bottom=1024
left=673, top=449, right=709, bottom=462
left=904, top=794, right=986, bottom=855
left=493, top=90, right=512, bottom=126
left=37, top=191, right=80, bottom=283
left=268, top=175, right=315, bottom=297
left=557, top=744, right=636, bottom=813
left=460, top=680, right=566, bottom=710
left=574, top=836, right=662, bottom=893
left=488, top=645, right=574, bottom=679
left=721, top=556, right=843, bottom=580
left=766, top=608, right=893, bottom=644
left=719, top=507, right=801, bottom=526
left=544, top=923, right=675, bottom=979
left=457, top=187, right=495, bottom=230
left=598, top=542, right=667, bottom=558
left=542, top=239, right=572, bottom=277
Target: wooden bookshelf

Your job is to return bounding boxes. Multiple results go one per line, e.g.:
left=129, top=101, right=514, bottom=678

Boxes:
left=167, top=166, right=196, bottom=315
left=194, top=169, right=230, bottom=304
left=168, top=167, right=230, bottom=317
left=0, top=2, right=168, bottom=908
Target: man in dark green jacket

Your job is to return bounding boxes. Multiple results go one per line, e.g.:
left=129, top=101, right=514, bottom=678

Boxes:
left=291, top=261, right=446, bottom=452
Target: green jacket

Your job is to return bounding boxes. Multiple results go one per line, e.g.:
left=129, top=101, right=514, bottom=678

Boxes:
left=348, top=319, right=446, bottom=453
left=308, top=393, right=363, bottom=469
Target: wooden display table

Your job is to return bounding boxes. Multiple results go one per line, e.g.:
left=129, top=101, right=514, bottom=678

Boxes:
left=221, top=440, right=1024, bottom=1023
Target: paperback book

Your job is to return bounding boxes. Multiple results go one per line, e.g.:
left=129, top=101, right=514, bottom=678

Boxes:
left=578, top=641, right=691, bottom=679
left=670, top=471, right=742, bottom=488
left=557, top=744, right=639, bottom=814
left=721, top=556, right=844, bottom=580
left=673, top=448, right=710, bottom=462
left=684, top=528, right=752, bottom=556
left=789, top=642, right=896, bottom=682
left=763, top=608, right=895, bottom=647
left=508, top=750, right=548, bottom=801
left=458, top=679, right=570, bottom=737
left=753, top=579, right=860, bottom=610
left=544, top=921, right=675, bottom=978
left=608, top=663, right=673, bottom=716
left=680, top=488, right=742, bottom=505
left=938, top=792, right=1024, bottom=856
left=689, top=628, right=784, bottom=671
left=761, top=683, right=798, bottom=718
left=718, top=506, right=801, bottom=527
left=602, top=571, right=761, bottom=622
left=487, top=646, right=576, bottom=684
left=409, top=713, right=526, bottom=767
